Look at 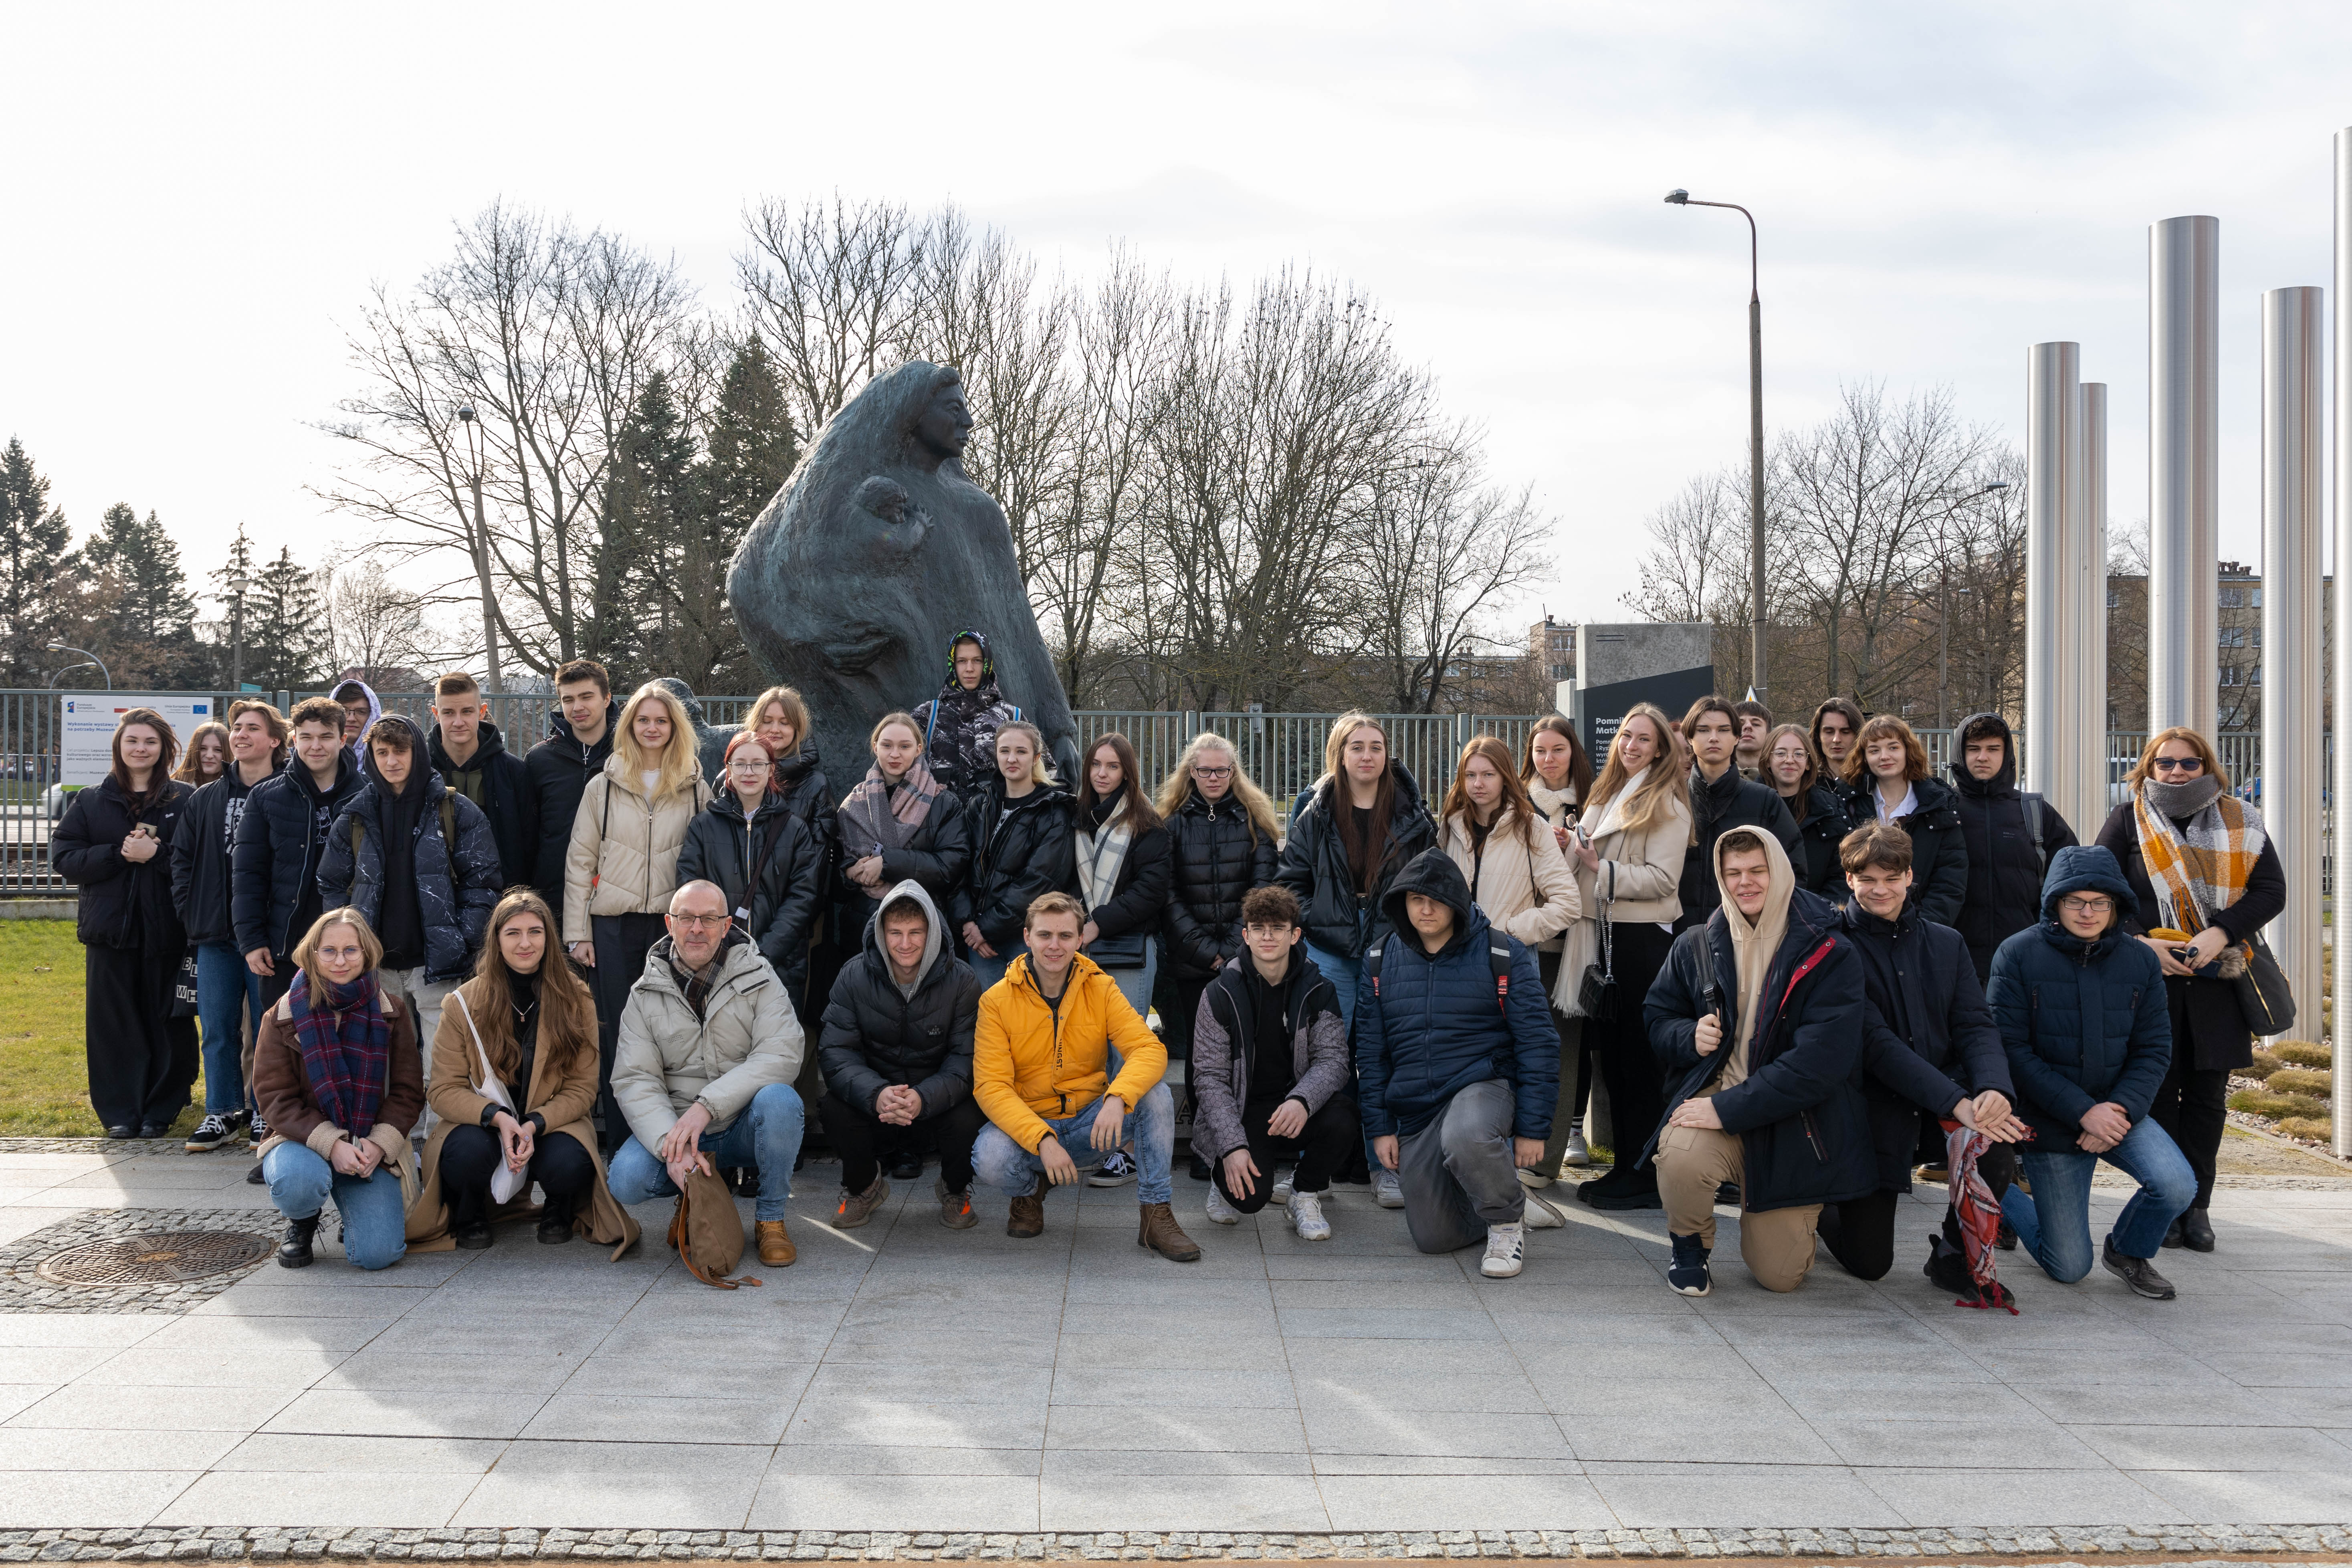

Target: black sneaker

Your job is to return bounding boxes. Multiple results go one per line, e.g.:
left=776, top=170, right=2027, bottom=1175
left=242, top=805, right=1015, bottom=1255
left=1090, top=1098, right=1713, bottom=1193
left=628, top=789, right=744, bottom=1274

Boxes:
left=1667, top=1232, right=1712, bottom=1296
left=1995, top=1218, right=2017, bottom=1251
left=1924, top=1232, right=1974, bottom=1295
left=2101, top=1236, right=2177, bottom=1300
left=245, top=1160, right=267, bottom=1185
left=2180, top=1206, right=2215, bottom=1252
left=2160, top=1216, right=2186, bottom=1249
left=1088, top=1149, right=1138, bottom=1187
left=888, top=1151, right=925, bottom=1181
left=185, top=1113, right=240, bottom=1153
left=454, top=1219, right=494, bottom=1250
left=1578, top=1179, right=1662, bottom=1211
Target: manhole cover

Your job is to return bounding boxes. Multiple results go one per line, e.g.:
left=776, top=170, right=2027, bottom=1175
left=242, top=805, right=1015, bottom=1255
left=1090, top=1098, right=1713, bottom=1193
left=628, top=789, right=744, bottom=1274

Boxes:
left=35, top=1229, right=272, bottom=1285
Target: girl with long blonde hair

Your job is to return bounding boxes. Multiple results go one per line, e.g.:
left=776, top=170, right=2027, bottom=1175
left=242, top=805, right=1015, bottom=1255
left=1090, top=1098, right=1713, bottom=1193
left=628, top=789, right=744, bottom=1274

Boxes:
left=1158, top=733, right=1282, bottom=1133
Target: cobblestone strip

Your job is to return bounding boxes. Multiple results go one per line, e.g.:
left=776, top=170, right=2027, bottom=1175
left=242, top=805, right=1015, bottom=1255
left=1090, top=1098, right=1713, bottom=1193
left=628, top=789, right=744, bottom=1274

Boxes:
left=2, top=1528, right=2349, bottom=1561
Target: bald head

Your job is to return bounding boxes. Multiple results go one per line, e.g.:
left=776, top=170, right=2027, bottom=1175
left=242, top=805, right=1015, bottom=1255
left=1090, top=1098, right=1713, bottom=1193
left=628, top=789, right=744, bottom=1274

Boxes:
left=666, top=880, right=732, bottom=970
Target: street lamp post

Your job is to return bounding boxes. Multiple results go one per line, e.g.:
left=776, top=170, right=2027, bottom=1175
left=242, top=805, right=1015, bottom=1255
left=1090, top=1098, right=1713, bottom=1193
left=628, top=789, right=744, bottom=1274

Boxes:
left=1666, top=188, right=1767, bottom=701
left=229, top=564, right=251, bottom=691
left=456, top=406, right=502, bottom=696
left=44, top=641, right=110, bottom=691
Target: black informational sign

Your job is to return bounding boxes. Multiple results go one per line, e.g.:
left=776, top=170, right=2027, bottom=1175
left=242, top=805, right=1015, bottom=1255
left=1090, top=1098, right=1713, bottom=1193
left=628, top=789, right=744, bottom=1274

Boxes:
left=1573, top=666, right=1718, bottom=764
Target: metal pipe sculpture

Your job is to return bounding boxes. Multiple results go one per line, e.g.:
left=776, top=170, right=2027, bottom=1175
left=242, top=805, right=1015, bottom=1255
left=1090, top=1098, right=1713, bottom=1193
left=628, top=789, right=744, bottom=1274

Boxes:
left=2262, top=287, right=2323, bottom=1059
left=2025, top=342, right=2081, bottom=816
left=2149, top=216, right=2221, bottom=739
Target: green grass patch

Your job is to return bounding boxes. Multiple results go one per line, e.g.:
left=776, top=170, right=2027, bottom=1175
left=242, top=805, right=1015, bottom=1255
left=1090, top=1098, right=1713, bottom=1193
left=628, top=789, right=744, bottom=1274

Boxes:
left=0, top=920, right=204, bottom=1137
left=2268, top=1067, right=2334, bottom=1098
left=2230, top=1087, right=2328, bottom=1122
left=2277, top=1116, right=2336, bottom=1142
left=2275, top=1040, right=2333, bottom=1068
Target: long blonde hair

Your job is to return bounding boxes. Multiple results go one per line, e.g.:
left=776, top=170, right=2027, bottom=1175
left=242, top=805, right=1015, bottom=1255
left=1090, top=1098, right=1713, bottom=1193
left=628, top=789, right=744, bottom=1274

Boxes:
left=747, top=685, right=810, bottom=759
left=1154, top=732, right=1279, bottom=844
left=460, top=889, right=597, bottom=1087
left=993, top=719, right=1059, bottom=787
left=615, top=682, right=703, bottom=801
left=1586, top=703, right=1684, bottom=840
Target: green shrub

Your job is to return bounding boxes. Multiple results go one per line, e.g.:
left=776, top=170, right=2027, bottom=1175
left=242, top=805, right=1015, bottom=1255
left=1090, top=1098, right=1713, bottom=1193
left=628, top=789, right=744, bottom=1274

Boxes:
left=2267, top=1067, right=2333, bottom=1097
left=2229, top=1089, right=2328, bottom=1121
left=2276, top=1116, right=2334, bottom=1142
left=2275, top=1040, right=2333, bottom=1068
left=2245, top=1051, right=2286, bottom=1081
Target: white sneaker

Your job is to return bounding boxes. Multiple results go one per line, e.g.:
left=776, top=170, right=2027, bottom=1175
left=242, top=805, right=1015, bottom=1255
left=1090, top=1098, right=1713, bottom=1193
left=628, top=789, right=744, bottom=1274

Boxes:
left=1204, top=1184, right=1241, bottom=1225
left=1561, top=1129, right=1592, bottom=1166
left=1523, top=1191, right=1566, bottom=1229
left=1517, top=1166, right=1553, bottom=1189
left=1373, top=1170, right=1405, bottom=1209
left=1287, top=1189, right=1331, bottom=1241
left=1482, top=1221, right=1526, bottom=1278
left=1272, top=1169, right=1295, bottom=1201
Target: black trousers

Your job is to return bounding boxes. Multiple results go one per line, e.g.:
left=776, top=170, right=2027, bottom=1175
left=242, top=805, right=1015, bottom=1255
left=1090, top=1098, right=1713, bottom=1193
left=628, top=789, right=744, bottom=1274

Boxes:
left=1165, top=973, right=1214, bottom=1066
left=1587, top=922, right=1674, bottom=1191
left=2151, top=1057, right=2230, bottom=1211
left=588, top=912, right=667, bottom=1146
left=820, top=1091, right=984, bottom=1195
left=436, top=1123, right=596, bottom=1228
left=1211, top=1092, right=1359, bottom=1213
left=85, top=943, right=199, bottom=1131
left=1820, top=1141, right=2017, bottom=1281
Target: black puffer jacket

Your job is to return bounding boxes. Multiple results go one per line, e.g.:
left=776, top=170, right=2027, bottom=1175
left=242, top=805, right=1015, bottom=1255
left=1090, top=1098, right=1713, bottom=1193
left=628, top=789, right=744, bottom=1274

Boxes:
left=168, top=770, right=263, bottom=947
left=1678, top=765, right=1802, bottom=929
left=817, top=881, right=980, bottom=1119
left=1787, top=783, right=1854, bottom=899
left=772, top=747, right=836, bottom=904
left=1074, top=797, right=1174, bottom=952
left=953, top=780, right=1078, bottom=950
left=834, top=778, right=973, bottom=950
left=231, top=752, right=365, bottom=960
left=676, top=791, right=825, bottom=998
left=428, top=720, right=538, bottom=893
left=523, top=700, right=620, bottom=909
left=1840, top=898, right=2013, bottom=1192
left=316, top=737, right=502, bottom=986
left=1948, top=713, right=2080, bottom=982
left=1163, top=788, right=1281, bottom=980
left=1642, top=864, right=1875, bottom=1213
left=1839, top=773, right=1970, bottom=928
left=1276, top=762, right=1438, bottom=960
left=55, top=776, right=195, bottom=952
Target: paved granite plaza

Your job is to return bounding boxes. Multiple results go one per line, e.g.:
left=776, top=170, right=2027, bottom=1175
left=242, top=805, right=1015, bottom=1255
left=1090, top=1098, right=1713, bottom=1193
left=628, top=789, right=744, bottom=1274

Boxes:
left=3, top=1141, right=2350, bottom=1540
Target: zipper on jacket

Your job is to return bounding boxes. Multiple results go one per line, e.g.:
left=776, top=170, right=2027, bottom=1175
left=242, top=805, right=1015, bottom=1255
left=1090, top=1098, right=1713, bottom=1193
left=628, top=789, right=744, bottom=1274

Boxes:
left=1801, top=1110, right=1826, bottom=1162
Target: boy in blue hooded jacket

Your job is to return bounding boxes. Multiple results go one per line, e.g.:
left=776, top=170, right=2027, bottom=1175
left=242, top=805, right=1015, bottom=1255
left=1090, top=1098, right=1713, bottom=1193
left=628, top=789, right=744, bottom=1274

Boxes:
left=1987, top=846, right=2196, bottom=1299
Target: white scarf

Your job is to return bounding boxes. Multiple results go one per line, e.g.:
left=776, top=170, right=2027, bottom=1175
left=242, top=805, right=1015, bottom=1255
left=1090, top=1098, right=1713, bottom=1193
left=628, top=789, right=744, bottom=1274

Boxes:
left=1554, top=766, right=1651, bottom=1016
left=1584, top=765, right=1649, bottom=844
left=1076, top=796, right=1135, bottom=915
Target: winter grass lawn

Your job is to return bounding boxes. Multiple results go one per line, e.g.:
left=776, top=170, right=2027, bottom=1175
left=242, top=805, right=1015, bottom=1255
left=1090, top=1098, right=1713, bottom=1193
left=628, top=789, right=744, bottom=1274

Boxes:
left=0, top=918, right=204, bottom=1137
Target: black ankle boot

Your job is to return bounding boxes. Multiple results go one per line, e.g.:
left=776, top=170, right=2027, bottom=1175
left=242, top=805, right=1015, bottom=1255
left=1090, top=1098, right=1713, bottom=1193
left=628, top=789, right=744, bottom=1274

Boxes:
left=453, top=1218, right=494, bottom=1250
left=277, top=1214, right=319, bottom=1269
left=2180, top=1206, right=2215, bottom=1252
left=537, top=1201, right=576, bottom=1244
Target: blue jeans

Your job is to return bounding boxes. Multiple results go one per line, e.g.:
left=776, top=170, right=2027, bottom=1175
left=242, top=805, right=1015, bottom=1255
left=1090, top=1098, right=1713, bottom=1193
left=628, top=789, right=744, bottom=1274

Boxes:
left=1308, top=944, right=1377, bottom=1173
left=1095, top=935, right=1158, bottom=1018
left=262, top=1142, right=408, bottom=1270
left=2001, top=1116, right=2198, bottom=1283
left=196, top=941, right=262, bottom=1116
left=973, top=1081, right=1176, bottom=1205
left=607, top=1083, right=805, bottom=1221
left=968, top=940, right=1026, bottom=991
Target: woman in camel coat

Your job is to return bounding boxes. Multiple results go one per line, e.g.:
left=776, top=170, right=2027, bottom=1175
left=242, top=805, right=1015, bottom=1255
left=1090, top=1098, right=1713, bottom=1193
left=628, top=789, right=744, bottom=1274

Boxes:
left=408, top=888, right=639, bottom=1258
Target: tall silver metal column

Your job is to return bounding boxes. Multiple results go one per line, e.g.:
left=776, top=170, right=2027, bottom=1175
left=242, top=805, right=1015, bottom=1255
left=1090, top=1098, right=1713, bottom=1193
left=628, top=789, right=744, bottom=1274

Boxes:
left=2025, top=343, right=2080, bottom=813
left=2150, top=216, right=2221, bottom=739
left=2073, top=382, right=2110, bottom=837
left=2332, top=131, right=2352, bottom=1154
left=2263, top=287, right=2323, bottom=1051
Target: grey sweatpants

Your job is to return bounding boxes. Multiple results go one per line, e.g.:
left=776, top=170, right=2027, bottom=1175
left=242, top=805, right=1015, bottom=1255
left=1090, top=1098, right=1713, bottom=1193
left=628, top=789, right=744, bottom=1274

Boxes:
left=1397, top=1079, right=1526, bottom=1254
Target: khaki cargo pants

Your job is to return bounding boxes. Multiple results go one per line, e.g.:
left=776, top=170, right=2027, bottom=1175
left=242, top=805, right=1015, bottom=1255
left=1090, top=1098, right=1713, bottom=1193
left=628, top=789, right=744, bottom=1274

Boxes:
left=1655, top=1122, right=1821, bottom=1293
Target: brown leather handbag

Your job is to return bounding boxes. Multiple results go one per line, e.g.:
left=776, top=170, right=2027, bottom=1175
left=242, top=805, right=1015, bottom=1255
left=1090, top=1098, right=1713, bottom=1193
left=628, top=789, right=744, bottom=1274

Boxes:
left=668, top=1157, right=758, bottom=1289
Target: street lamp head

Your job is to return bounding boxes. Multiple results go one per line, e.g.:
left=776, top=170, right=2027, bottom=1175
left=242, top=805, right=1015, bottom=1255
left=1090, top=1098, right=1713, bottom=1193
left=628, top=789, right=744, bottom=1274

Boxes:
left=456, top=405, right=476, bottom=423
left=1985, top=480, right=2010, bottom=490
left=44, top=640, right=65, bottom=651
left=1665, top=188, right=1690, bottom=205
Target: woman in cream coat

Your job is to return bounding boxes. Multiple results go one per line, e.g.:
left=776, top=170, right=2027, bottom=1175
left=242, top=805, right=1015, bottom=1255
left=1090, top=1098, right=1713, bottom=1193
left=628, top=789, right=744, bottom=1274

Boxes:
left=563, top=680, right=713, bottom=1146
left=1557, top=702, right=1692, bottom=1213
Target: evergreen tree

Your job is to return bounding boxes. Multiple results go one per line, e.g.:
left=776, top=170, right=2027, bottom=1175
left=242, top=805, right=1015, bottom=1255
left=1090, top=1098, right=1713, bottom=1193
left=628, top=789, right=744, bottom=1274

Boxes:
left=0, top=437, right=77, bottom=684
left=85, top=503, right=200, bottom=648
left=598, top=373, right=700, bottom=685
left=705, top=336, right=799, bottom=535
left=244, top=546, right=331, bottom=693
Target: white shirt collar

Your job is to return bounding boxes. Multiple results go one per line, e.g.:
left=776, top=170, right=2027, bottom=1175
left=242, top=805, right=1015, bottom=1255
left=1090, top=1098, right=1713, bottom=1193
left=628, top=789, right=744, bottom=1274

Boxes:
left=1875, top=781, right=1918, bottom=822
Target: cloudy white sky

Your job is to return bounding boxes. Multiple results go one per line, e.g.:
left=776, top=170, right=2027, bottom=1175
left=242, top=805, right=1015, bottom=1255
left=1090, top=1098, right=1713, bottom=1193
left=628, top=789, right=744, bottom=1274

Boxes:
left=4, top=2, right=2348, bottom=634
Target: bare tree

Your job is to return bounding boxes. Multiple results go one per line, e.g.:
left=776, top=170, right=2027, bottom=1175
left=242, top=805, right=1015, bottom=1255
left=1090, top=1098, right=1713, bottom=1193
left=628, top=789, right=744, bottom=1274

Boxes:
left=737, top=194, right=931, bottom=436
left=325, top=560, right=434, bottom=680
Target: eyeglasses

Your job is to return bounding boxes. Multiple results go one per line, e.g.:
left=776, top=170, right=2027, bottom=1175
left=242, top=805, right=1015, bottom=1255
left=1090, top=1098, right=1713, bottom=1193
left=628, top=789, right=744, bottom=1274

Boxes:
left=1192, top=766, right=1233, bottom=779
left=2150, top=755, right=2204, bottom=774
left=1244, top=924, right=1294, bottom=936
left=671, top=914, right=730, bottom=930
left=2058, top=896, right=2114, bottom=915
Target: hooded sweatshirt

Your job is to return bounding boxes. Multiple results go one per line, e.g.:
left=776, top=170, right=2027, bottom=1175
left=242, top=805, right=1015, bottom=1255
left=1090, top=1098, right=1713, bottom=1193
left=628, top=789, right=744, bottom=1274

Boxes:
left=816, top=878, right=983, bottom=1120
left=1706, top=826, right=1794, bottom=1097
left=330, top=679, right=383, bottom=771
left=911, top=631, right=1024, bottom=798
left=1947, top=712, right=2082, bottom=981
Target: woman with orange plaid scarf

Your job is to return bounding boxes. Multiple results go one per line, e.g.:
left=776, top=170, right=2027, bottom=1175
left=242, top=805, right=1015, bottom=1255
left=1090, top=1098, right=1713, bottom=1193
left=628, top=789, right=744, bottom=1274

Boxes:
left=2093, top=727, right=2286, bottom=1255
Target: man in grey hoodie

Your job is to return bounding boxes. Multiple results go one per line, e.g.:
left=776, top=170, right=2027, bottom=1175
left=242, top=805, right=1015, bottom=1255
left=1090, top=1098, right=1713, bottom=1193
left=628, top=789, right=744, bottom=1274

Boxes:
left=817, top=880, right=986, bottom=1230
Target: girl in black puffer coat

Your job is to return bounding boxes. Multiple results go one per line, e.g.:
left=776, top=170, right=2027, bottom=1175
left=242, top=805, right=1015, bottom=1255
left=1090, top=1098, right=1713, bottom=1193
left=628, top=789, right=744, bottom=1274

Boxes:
left=1839, top=714, right=1968, bottom=926
left=677, top=732, right=827, bottom=1013
left=953, top=720, right=1078, bottom=989
left=1155, top=733, right=1283, bottom=1073
left=52, top=709, right=200, bottom=1138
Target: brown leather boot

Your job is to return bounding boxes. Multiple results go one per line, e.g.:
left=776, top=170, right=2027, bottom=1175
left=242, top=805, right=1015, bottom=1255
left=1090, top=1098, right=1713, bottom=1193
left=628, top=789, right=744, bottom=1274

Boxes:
left=1138, top=1201, right=1202, bottom=1262
left=1007, top=1175, right=1047, bottom=1239
left=756, top=1219, right=796, bottom=1266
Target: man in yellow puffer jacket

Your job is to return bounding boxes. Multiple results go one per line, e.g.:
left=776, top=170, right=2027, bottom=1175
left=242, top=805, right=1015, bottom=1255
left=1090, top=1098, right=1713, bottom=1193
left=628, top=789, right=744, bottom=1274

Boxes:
left=972, top=892, right=1200, bottom=1260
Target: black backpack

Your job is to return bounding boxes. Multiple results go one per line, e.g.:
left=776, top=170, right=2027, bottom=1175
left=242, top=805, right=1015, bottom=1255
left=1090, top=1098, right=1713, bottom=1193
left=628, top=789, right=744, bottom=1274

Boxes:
left=1365, top=930, right=1513, bottom=1011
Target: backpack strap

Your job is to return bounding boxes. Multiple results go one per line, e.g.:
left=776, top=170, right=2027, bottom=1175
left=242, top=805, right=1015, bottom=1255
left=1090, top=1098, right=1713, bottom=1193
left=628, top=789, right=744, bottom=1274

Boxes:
left=1365, top=939, right=1383, bottom=998
left=2021, top=791, right=2048, bottom=872
left=439, top=796, right=457, bottom=850
left=1489, top=938, right=1511, bottom=1012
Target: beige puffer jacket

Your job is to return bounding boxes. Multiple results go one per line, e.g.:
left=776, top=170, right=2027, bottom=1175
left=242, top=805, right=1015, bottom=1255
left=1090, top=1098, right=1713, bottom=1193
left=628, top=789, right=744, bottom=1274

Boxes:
left=563, top=758, right=713, bottom=942
left=1439, top=807, right=1581, bottom=947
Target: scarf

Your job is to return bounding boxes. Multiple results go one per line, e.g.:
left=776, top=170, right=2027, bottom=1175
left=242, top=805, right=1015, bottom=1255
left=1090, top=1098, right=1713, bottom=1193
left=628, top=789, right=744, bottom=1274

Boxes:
left=1710, top=827, right=1793, bottom=1093
left=840, top=756, right=941, bottom=874
left=1556, top=766, right=1647, bottom=1015
left=1938, top=1119, right=2018, bottom=1314
left=2130, top=777, right=2265, bottom=936
left=1076, top=795, right=1135, bottom=914
left=288, top=969, right=390, bottom=1136
left=1690, top=762, right=1743, bottom=829
left=1526, top=777, right=1579, bottom=827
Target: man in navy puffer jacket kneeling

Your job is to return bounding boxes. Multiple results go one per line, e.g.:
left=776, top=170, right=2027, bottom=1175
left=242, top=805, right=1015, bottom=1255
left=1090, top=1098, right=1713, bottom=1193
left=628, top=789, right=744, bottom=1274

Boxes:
left=1988, top=845, right=2194, bottom=1300
left=1357, top=851, right=1564, bottom=1278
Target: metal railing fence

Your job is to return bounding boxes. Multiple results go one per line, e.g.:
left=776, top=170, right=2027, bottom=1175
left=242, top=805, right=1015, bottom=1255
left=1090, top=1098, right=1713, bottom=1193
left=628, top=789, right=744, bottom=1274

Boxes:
left=0, top=686, right=2317, bottom=897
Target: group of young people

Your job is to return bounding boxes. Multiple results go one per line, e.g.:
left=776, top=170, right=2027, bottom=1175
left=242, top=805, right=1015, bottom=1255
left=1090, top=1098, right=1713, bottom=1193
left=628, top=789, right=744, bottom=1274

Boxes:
left=53, top=635, right=2283, bottom=1297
